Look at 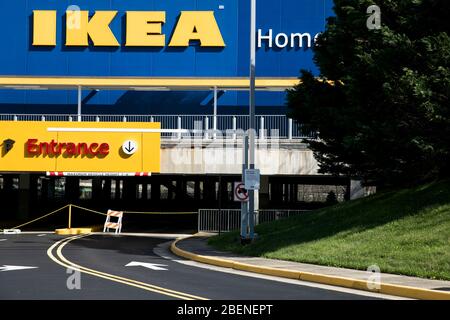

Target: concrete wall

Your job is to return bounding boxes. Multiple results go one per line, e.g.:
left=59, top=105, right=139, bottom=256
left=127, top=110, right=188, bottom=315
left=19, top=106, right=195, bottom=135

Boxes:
left=160, top=141, right=320, bottom=175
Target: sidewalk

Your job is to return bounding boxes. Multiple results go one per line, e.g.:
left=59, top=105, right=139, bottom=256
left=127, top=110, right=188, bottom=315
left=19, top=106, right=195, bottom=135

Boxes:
left=172, top=235, right=450, bottom=300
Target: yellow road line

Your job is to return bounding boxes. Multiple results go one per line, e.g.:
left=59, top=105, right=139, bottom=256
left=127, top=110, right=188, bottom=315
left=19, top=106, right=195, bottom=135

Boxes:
left=47, top=234, right=208, bottom=300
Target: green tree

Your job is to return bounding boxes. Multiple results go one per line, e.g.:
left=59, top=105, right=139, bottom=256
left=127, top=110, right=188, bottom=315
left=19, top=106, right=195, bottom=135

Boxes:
left=287, top=0, right=450, bottom=186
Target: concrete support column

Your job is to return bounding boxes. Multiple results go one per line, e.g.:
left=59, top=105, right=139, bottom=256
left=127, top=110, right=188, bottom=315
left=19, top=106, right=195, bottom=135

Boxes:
left=345, top=179, right=351, bottom=201
left=203, top=177, right=215, bottom=203
left=219, top=177, right=227, bottom=206
left=29, top=175, right=38, bottom=202
left=2, top=175, right=13, bottom=191
left=18, top=174, right=31, bottom=219
left=258, top=175, right=270, bottom=210
left=123, top=178, right=136, bottom=201
left=350, top=180, right=365, bottom=200
left=114, top=179, right=121, bottom=200
left=293, top=183, right=298, bottom=203
left=92, top=178, right=103, bottom=200
left=65, top=177, right=79, bottom=202
left=41, top=178, right=49, bottom=201
left=290, top=183, right=297, bottom=203
left=103, top=179, right=111, bottom=200
left=48, top=178, right=56, bottom=200
left=269, top=180, right=280, bottom=205
left=167, top=181, right=174, bottom=200
left=142, top=182, right=148, bottom=200
left=175, top=178, right=183, bottom=201
left=194, top=180, right=201, bottom=201
left=151, top=178, right=161, bottom=201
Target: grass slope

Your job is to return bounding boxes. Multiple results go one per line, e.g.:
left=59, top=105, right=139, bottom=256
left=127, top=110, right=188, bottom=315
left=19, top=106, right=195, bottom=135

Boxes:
left=209, top=180, right=450, bottom=280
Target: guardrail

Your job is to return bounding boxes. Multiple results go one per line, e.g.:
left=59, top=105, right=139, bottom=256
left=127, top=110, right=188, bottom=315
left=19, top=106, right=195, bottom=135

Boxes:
left=0, top=114, right=317, bottom=139
left=198, top=209, right=309, bottom=233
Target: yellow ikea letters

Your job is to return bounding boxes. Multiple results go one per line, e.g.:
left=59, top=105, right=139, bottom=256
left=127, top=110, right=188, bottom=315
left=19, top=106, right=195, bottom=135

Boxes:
left=32, top=10, right=225, bottom=48
left=33, top=11, right=57, bottom=46
left=66, top=11, right=119, bottom=46
left=168, top=11, right=225, bottom=47
left=126, top=11, right=166, bottom=47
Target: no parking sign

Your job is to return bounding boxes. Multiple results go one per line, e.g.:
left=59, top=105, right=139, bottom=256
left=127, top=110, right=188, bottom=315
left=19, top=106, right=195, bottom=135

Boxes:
left=234, top=182, right=249, bottom=202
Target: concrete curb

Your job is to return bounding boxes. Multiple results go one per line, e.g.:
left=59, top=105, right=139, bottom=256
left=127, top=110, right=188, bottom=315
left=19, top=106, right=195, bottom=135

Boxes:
left=171, top=237, right=450, bottom=300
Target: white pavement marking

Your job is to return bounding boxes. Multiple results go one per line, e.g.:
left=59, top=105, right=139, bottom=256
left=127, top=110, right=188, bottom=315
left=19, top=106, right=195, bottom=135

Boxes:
left=153, top=242, right=410, bottom=300
left=125, top=261, right=169, bottom=271
left=10, top=231, right=53, bottom=234
left=0, top=239, right=7, bottom=242
left=91, top=232, right=193, bottom=239
left=37, top=234, right=47, bottom=237
left=0, top=265, right=38, bottom=272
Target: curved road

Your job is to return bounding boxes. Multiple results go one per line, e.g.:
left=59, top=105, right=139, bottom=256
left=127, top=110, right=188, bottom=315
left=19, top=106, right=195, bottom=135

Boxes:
left=0, top=233, right=397, bottom=300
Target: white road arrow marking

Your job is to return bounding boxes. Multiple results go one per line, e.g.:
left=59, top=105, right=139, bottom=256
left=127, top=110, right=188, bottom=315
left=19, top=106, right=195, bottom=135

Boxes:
left=0, top=265, right=38, bottom=272
left=125, top=261, right=168, bottom=271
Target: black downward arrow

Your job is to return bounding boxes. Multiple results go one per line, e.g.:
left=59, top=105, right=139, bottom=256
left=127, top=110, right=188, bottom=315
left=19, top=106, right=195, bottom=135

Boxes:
left=125, top=141, right=135, bottom=153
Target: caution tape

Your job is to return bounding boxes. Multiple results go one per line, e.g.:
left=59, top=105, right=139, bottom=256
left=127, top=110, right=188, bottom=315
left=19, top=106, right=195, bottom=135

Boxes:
left=71, top=204, right=107, bottom=216
left=72, top=204, right=198, bottom=216
left=1, top=204, right=198, bottom=232
left=123, top=211, right=197, bottom=215
left=1, top=204, right=70, bottom=231
left=71, top=204, right=196, bottom=215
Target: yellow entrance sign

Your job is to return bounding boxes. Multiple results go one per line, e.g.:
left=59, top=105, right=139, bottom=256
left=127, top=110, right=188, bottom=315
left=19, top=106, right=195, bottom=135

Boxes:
left=0, top=121, right=161, bottom=173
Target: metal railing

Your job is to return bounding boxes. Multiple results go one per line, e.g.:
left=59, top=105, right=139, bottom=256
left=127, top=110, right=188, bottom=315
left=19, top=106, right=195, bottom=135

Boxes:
left=0, top=114, right=316, bottom=139
left=198, top=209, right=309, bottom=233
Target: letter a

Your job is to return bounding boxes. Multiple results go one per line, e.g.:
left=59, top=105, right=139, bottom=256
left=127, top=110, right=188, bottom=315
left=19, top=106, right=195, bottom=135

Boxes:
left=169, top=11, right=225, bottom=47
left=66, top=268, right=81, bottom=290
left=366, top=5, right=381, bottom=30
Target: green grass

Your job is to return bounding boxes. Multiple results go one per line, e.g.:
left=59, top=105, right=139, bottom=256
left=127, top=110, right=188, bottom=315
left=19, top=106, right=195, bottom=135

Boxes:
left=208, top=180, right=450, bottom=280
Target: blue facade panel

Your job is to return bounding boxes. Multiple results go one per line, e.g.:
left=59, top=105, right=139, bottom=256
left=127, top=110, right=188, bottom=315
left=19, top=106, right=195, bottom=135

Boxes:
left=0, top=0, right=334, bottom=113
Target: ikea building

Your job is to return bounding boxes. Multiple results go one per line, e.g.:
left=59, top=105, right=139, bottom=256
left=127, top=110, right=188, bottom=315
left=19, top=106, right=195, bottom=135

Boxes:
left=0, top=0, right=370, bottom=231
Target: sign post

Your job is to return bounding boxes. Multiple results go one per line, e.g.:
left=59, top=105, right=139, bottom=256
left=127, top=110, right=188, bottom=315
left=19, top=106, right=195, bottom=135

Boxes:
left=240, top=135, right=249, bottom=242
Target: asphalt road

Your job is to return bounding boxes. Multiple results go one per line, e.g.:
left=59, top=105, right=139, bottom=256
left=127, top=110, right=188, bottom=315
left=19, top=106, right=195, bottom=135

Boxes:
left=0, top=233, right=388, bottom=300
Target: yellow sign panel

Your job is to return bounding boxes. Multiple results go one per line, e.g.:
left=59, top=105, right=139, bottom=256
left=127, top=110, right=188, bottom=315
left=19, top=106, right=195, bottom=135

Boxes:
left=0, top=122, right=161, bottom=173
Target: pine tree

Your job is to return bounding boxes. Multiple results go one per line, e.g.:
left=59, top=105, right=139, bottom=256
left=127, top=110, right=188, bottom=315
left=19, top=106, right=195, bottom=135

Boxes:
left=287, top=0, right=450, bottom=186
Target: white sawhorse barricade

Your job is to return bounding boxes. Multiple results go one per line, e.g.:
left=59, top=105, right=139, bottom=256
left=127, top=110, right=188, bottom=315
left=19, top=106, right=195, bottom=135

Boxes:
left=103, top=210, right=124, bottom=234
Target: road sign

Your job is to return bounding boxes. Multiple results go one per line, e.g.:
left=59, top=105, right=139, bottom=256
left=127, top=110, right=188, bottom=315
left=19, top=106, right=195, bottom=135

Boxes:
left=0, top=265, right=38, bottom=272
left=234, top=182, right=249, bottom=202
left=0, top=121, right=161, bottom=173
left=125, top=261, right=168, bottom=271
left=122, top=140, right=138, bottom=155
left=244, top=169, right=260, bottom=190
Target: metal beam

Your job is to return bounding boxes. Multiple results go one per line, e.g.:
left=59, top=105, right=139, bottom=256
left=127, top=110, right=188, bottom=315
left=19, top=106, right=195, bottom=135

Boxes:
left=77, top=86, right=82, bottom=122
left=213, top=86, right=218, bottom=139
left=0, top=77, right=299, bottom=91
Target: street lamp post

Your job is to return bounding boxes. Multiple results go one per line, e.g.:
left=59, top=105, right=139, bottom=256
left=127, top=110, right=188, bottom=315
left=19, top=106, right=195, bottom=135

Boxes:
left=248, top=0, right=257, bottom=241
left=241, top=0, right=257, bottom=243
